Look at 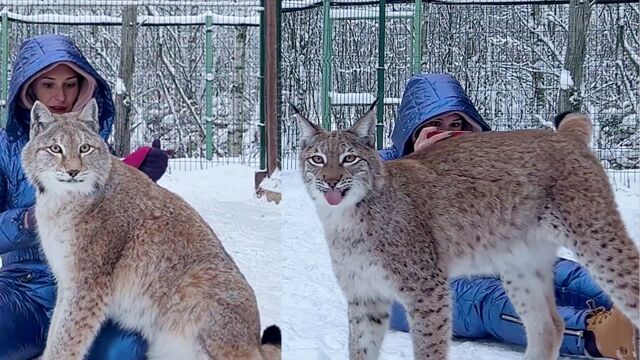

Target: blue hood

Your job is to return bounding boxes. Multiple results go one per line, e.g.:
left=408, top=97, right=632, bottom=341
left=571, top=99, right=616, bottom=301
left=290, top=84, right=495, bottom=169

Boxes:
left=6, top=34, right=114, bottom=142
left=391, top=73, right=491, bottom=157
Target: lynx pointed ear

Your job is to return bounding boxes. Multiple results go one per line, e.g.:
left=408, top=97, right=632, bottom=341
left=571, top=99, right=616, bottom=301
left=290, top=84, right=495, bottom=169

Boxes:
left=78, top=98, right=100, bottom=134
left=349, top=101, right=378, bottom=148
left=29, top=101, right=55, bottom=139
left=292, top=103, right=323, bottom=148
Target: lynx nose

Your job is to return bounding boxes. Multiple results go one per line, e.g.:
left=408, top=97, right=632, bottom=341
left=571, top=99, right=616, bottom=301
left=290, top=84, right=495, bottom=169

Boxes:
left=324, top=176, right=341, bottom=188
left=67, top=169, right=80, bottom=178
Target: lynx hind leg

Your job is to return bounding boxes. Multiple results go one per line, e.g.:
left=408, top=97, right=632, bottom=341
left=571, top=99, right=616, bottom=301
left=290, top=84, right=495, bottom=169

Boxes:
left=194, top=302, right=264, bottom=360
left=501, top=260, right=563, bottom=360
left=552, top=170, right=640, bottom=326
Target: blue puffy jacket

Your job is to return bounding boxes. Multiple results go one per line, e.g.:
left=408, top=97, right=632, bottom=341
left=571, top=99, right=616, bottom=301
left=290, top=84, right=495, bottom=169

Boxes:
left=378, top=73, right=491, bottom=161
left=0, top=34, right=146, bottom=360
left=1, top=34, right=115, bottom=265
left=381, top=73, right=612, bottom=356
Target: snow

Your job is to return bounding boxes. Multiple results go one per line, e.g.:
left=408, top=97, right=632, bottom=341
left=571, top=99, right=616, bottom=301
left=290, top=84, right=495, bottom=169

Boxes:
left=5, top=11, right=260, bottom=26
left=329, top=92, right=401, bottom=106
left=560, top=69, right=574, bottom=90
left=259, top=169, right=281, bottom=193
left=115, top=78, right=126, bottom=96
left=331, top=9, right=414, bottom=20
left=155, top=164, right=639, bottom=360
left=2, top=0, right=262, bottom=5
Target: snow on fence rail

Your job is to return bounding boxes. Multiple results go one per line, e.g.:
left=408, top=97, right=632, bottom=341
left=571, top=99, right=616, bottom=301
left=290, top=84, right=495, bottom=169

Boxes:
left=0, top=0, right=262, bottom=6
left=2, top=9, right=260, bottom=26
left=330, top=8, right=413, bottom=20
left=329, top=92, right=400, bottom=106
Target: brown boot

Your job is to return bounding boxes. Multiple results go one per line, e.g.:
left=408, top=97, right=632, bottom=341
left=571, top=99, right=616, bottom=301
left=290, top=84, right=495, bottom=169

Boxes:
left=586, top=306, right=637, bottom=360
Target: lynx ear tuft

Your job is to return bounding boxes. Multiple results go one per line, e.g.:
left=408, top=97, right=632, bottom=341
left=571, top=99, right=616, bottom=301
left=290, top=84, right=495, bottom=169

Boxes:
left=349, top=102, right=377, bottom=148
left=29, top=101, right=55, bottom=139
left=292, top=104, right=324, bottom=149
left=78, top=99, right=100, bottom=134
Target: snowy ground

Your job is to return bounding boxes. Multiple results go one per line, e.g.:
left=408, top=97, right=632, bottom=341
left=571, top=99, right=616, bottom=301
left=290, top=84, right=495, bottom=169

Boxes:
left=158, top=165, right=640, bottom=360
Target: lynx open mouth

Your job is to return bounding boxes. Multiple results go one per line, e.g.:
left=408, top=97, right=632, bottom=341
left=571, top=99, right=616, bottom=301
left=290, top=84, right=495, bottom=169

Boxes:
left=59, top=178, right=84, bottom=183
left=323, top=188, right=348, bottom=206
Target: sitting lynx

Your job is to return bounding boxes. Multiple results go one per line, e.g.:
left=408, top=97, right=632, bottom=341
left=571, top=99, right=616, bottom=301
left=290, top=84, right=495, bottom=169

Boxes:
left=295, top=104, right=639, bottom=360
left=21, top=99, right=280, bottom=360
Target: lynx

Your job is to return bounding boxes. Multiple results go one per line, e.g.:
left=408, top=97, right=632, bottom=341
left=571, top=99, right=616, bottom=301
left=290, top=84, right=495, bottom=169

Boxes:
left=21, top=100, right=280, bottom=360
left=295, top=104, right=639, bottom=360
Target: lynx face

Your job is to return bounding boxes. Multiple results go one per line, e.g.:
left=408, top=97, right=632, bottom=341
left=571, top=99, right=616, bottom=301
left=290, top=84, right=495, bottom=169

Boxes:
left=296, top=105, right=382, bottom=207
left=21, top=99, right=112, bottom=196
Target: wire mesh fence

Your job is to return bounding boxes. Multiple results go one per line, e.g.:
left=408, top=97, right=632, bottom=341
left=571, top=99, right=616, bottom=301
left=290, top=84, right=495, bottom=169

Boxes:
left=280, top=0, right=640, bottom=187
left=0, top=0, right=638, bottom=185
left=1, top=1, right=263, bottom=171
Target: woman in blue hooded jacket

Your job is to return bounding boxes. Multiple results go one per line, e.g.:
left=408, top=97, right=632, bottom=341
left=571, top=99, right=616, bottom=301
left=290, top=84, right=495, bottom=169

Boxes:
left=382, top=73, right=636, bottom=359
left=0, top=34, right=168, bottom=360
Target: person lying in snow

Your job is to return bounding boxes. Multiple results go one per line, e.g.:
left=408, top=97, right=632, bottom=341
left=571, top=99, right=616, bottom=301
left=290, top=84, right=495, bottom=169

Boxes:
left=380, top=73, right=636, bottom=360
left=0, top=34, right=168, bottom=360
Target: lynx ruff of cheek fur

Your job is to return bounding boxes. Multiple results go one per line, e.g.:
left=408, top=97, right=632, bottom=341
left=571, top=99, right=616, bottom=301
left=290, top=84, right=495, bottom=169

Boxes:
left=21, top=99, right=281, bottom=360
left=296, top=106, right=640, bottom=360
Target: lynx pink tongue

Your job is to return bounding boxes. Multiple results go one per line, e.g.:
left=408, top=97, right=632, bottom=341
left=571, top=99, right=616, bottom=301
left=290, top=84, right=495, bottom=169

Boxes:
left=324, top=189, right=343, bottom=205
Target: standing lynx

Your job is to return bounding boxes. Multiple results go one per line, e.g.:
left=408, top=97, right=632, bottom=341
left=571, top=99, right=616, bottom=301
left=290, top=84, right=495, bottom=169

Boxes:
left=21, top=99, right=280, bottom=360
left=295, top=105, right=639, bottom=360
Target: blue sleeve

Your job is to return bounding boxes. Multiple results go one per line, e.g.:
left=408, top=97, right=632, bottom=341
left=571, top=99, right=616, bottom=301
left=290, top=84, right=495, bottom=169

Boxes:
left=0, top=151, right=38, bottom=256
left=377, top=147, right=398, bottom=161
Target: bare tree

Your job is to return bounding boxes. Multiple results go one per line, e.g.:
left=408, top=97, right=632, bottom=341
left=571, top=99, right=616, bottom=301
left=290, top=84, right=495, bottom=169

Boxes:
left=557, top=0, right=592, bottom=113
left=113, top=6, right=138, bottom=157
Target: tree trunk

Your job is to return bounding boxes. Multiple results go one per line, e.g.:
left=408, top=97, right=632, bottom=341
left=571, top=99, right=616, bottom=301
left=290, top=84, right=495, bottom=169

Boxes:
left=557, top=0, right=592, bottom=113
left=113, top=6, right=138, bottom=157
left=229, top=25, right=247, bottom=157
left=531, top=5, right=546, bottom=126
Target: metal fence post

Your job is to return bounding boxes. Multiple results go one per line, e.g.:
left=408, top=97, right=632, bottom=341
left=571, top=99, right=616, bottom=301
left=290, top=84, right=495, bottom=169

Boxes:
left=205, top=12, right=214, bottom=160
left=412, top=0, right=423, bottom=74
left=376, top=0, right=386, bottom=149
left=321, top=0, right=332, bottom=130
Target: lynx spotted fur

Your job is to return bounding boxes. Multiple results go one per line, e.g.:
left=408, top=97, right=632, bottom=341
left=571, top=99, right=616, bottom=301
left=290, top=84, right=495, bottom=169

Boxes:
left=21, top=100, right=279, bottom=360
left=296, top=105, right=639, bottom=360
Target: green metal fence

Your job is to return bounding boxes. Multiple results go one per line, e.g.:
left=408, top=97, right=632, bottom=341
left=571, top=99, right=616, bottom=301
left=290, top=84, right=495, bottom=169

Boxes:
left=1, top=1, right=638, bottom=184
left=0, top=1, right=265, bottom=171
left=280, top=1, right=640, bottom=187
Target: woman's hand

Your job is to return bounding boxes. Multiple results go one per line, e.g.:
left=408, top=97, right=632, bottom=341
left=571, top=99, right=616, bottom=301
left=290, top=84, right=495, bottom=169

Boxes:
left=413, top=126, right=452, bottom=152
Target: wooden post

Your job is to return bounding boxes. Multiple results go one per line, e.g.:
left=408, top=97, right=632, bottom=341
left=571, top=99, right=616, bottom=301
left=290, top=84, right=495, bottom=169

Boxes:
left=113, top=6, right=138, bottom=157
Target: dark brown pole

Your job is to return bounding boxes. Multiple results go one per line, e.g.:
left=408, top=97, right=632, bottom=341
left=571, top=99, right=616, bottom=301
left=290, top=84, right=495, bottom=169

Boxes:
left=264, top=0, right=278, bottom=177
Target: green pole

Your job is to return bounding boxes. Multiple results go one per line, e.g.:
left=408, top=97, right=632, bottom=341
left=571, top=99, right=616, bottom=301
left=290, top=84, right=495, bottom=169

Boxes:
left=1, top=10, right=8, bottom=128
left=276, top=0, right=282, bottom=165
left=205, top=13, right=213, bottom=160
left=412, top=0, right=423, bottom=74
left=321, top=0, right=332, bottom=130
left=376, top=0, right=386, bottom=149
left=259, top=1, right=266, bottom=170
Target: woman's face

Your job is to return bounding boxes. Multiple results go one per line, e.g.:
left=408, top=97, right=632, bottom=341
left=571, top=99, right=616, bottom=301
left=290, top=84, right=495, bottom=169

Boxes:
left=421, top=113, right=469, bottom=131
left=31, top=64, right=80, bottom=114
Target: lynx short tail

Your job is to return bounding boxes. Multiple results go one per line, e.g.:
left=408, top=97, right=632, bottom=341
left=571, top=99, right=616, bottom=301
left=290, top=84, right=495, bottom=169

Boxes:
left=554, top=111, right=592, bottom=146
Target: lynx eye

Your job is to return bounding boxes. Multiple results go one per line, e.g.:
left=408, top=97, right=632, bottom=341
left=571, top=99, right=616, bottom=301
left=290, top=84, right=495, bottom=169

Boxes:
left=342, top=154, right=359, bottom=165
left=308, top=155, right=325, bottom=166
left=79, top=144, right=92, bottom=154
left=48, top=144, right=62, bottom=154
